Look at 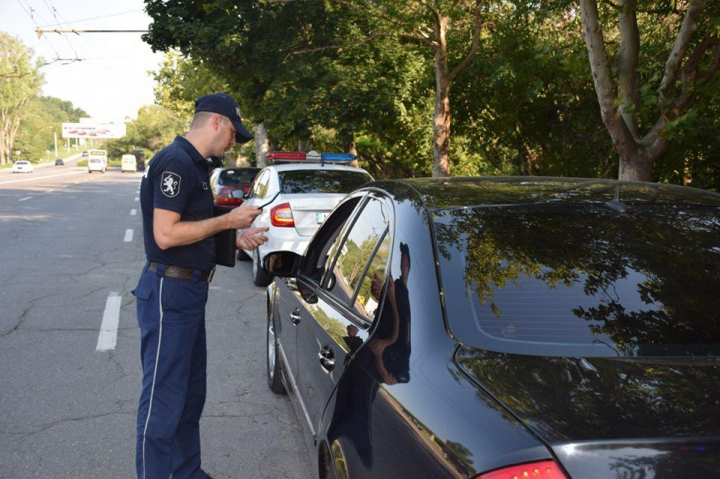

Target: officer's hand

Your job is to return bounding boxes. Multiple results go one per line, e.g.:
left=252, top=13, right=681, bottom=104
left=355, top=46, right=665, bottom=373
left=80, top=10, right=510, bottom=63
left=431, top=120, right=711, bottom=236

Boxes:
left=225, top=205, right=262, bottom=229
left=236, top=227, right=269, bottom=250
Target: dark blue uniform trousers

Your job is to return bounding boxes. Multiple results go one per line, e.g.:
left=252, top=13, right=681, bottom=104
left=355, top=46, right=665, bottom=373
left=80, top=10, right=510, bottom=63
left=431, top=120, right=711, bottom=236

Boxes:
left=133, top=265, right=209, bottom=479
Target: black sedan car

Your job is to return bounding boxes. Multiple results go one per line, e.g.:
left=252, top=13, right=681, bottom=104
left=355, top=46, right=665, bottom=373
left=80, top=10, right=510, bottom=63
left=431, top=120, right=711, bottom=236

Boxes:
left=262, top=177, right=720, bottom=479
left=54, top=158, right=64, bottom=166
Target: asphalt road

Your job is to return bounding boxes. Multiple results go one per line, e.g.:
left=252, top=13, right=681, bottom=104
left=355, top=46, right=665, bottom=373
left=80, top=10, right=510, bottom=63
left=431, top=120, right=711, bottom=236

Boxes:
left=0, top=165, right=312, bottom=478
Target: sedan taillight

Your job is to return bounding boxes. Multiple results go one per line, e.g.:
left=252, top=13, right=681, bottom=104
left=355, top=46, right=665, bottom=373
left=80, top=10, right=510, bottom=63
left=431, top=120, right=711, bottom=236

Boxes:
left=478, top=461, right=568, bottom=479
left=271, top=202, right=295, bottom=227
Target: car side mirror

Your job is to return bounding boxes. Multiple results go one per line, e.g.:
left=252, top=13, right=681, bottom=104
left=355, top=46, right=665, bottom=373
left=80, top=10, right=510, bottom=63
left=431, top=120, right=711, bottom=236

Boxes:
left=231, top=190, right=245, bottom=199
left=263, top=251, right=301, bottom=277
left=243, top=191, right=252, bottom=199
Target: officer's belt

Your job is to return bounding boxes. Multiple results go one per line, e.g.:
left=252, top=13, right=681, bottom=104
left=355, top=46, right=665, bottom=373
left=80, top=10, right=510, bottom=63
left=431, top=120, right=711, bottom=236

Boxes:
left=148, top=261, right=215, bottom=283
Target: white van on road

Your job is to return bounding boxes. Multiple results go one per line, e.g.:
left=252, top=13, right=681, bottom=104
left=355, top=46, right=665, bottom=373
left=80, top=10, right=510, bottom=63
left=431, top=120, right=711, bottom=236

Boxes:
left=88, top=150, right=107, bottom=173
left=121, top=154, right=137, bottom=173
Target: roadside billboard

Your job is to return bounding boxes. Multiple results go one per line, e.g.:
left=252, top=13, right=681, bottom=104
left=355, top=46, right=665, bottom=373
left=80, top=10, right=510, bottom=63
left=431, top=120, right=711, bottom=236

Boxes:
left=62, top=122, right=126, bottom=139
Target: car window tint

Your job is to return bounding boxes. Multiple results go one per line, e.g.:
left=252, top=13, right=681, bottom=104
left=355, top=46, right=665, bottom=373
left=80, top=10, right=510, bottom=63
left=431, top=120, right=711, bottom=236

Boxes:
left=326, top=199, right=390, bottom=316
left=218, top=169, right=258, bottom=186
left=352, top=228, right=391, bottom=321
left=278, top=170, right=372, bottom=194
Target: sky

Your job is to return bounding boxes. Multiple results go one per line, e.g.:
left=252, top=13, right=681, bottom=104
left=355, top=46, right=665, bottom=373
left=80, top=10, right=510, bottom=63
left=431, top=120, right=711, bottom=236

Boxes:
left=3, top=0, right=164, bottom=123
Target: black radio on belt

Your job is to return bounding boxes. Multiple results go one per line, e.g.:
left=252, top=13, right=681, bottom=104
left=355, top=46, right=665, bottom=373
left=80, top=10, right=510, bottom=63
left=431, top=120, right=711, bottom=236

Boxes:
left=213, top=206, right=237, bottom=268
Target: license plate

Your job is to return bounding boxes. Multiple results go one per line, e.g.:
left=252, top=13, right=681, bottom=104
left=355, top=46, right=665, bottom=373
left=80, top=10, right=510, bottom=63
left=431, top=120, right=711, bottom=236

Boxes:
left=316, top=213, right=329, bottom=224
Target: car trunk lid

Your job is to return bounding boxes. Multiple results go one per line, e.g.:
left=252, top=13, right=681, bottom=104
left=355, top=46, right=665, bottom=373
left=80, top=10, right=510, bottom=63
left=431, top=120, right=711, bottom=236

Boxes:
left=455, top=348, right=720, bottom=477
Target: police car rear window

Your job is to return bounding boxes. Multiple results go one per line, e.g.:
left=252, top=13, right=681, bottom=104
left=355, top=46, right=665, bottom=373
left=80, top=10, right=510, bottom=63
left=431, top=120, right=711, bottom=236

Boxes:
left=278, top=170, right=372, bottom=194
left=218, top=169, right=258, bottom=186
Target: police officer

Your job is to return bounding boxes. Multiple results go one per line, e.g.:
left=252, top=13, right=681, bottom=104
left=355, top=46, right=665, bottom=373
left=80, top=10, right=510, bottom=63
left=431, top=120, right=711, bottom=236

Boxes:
left=133, top=93, right=268, bottom=479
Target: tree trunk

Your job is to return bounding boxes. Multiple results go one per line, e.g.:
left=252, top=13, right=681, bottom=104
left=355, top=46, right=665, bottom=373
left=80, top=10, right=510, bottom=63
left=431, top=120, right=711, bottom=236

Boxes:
left=618, top=154, right=653, bottom=181
left=1, top=111, right=9, bottom=165
left=580, top=0, right=710, bottom=182
left=344, top=132, right=359, bottom=168
left=432, top=16, right=451, bottom=178
left=254, top=123, right=270, bottom=167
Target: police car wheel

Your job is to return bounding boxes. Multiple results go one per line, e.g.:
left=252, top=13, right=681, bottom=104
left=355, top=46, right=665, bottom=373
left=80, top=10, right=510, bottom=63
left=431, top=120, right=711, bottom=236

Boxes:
left=266, top=310, right=285, bottom=395
left=253, top=250, right=273, bottom=287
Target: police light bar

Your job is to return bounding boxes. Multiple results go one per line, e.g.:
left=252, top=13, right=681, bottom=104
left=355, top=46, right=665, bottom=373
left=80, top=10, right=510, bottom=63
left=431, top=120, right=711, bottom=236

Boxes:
left=266, top=151, right=306, bottom=161
left=266, top=151, right=357, bottom=163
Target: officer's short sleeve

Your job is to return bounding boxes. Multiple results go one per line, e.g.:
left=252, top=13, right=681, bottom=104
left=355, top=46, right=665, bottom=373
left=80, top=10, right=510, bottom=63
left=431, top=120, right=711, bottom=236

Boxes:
left=153, top=157, right=193, bottom=214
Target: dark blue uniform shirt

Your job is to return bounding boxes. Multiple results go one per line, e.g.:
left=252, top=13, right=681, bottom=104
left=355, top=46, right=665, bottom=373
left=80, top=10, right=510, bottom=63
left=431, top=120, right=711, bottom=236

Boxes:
left=140, top=136, right=215, bottom=271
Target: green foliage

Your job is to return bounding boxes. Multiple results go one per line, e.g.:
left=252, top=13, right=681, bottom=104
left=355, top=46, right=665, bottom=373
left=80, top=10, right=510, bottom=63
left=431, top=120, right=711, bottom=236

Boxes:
left=153, top=50, right=229, bottom=116
left=14, top=96, right=87, bottom=162
left=141, top=2, right=720, bottom=189
left=0, top=32, right=44, bottom=164
left=106, top=105, right=188, bottom=160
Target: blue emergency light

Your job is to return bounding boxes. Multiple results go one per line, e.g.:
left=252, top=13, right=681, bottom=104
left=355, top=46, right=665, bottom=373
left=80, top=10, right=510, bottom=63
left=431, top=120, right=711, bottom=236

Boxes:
left=320, top=153, right=357, bottom=162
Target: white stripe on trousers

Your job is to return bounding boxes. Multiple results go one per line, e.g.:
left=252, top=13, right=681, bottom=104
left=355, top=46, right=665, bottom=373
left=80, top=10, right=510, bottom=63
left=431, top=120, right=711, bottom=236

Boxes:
left=142, top=277, right=164, bottom=479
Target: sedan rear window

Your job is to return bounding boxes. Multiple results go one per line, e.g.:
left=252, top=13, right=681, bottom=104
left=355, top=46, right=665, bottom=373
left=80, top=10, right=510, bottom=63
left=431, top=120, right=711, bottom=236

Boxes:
left=218, top=169, right=258, bottom=186
left=279, top=170, right=372, bottom=194
left=434, top=204, right=720, bottom=357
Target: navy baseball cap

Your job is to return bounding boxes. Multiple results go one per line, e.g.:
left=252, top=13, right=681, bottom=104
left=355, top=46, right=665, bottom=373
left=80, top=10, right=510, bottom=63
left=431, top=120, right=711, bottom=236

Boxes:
left=194, top=93, right=253, bottom=144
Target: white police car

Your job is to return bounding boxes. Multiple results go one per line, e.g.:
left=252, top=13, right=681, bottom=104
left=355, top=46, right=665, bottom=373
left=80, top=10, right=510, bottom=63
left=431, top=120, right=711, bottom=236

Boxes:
left=239, top=151, right=373, bottom=286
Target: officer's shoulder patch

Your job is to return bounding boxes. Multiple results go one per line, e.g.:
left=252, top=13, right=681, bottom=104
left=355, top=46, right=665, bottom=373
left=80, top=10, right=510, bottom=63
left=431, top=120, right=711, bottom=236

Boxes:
left=161, top=171, right=181, bottom=198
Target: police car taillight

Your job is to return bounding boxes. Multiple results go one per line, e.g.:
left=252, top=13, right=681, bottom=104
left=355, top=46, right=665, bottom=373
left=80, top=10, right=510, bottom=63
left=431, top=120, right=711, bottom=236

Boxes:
left=271, top=202, right=295, bottom=227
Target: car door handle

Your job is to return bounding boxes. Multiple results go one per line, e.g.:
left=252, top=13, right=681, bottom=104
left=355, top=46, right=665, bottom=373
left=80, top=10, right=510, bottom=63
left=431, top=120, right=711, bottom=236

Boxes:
left=318, top=346, right=335, bottom=372
left=290, top=308, right=302, bottom=325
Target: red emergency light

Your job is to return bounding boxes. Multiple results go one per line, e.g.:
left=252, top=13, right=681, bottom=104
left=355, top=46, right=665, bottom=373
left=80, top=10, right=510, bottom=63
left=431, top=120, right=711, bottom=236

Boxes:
left=266, top=151, right=307, bottom=161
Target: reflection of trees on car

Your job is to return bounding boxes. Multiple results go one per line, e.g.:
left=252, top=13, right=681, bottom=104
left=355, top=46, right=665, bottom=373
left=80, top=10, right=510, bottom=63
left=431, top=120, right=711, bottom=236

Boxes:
left=327, top=242, right=414, bottom=468
left=433, top=201, right=720, bottom=355
left=456, top=348, right=720, bottom=442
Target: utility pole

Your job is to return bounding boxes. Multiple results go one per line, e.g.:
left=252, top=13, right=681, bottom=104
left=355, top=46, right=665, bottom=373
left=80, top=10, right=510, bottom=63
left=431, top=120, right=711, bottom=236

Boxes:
left=54, top=132, right=58, bottom=157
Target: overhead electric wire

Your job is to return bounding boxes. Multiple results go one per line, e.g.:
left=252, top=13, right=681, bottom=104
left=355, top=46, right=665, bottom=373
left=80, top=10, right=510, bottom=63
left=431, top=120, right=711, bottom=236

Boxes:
left=18, top=1, right=150, bottom=69
left=36, top=9, right=143, bottom=28
left=39, top=0, right=80, bottom=60
left=15, top=0, right=63, bottom=62
left=35, top=5, right=144, bottom=60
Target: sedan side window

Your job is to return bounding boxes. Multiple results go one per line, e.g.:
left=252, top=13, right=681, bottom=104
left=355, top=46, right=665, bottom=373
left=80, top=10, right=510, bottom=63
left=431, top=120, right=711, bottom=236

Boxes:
left=254, top=170, right=270, bottom=199
left=300, top=197, right=364, bottom=284
left=325, top=199, right=391, bottom=321
left=352, top=230, right=391, bottom=321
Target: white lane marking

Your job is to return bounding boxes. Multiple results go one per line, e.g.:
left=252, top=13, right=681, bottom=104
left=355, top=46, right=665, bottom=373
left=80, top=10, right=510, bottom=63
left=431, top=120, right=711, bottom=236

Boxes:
left=0, top=171, right=86, bottom=186
left=46, top=189, right=54, bottom=193
left=18, top=196, right=32, bottom=202
left=96, top=292, right=122, bottom=351
left=134, top=197, right=139, bottom=201
left=131, top=209, right=137, bottom=216
left=59, top=254, right=74, bottom=258
left=124, top=229, right=134, bottom=242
